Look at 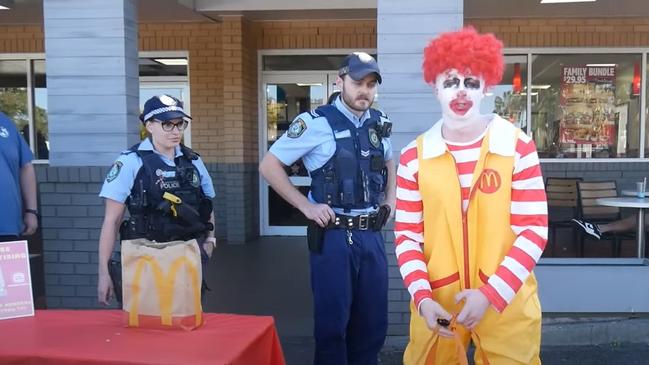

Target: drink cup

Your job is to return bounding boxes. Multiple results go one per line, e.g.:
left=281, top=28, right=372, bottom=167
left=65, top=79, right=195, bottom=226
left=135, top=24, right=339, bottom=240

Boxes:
left=636, top=181, right=646, bottom=198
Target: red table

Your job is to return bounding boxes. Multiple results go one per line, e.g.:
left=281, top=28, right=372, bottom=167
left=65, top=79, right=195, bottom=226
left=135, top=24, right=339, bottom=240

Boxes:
left=0, top=310, right=286, bottom=365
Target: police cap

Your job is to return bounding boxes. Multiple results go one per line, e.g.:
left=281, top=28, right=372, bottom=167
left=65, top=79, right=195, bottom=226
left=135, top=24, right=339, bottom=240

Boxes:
left=338, top=52, right=382, bottom=84
left=140, top=94, right=192, bottom=123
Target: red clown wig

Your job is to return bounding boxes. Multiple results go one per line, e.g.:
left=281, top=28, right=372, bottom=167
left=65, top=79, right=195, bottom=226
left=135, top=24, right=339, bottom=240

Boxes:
left=423, top=27, right=504, bottom=88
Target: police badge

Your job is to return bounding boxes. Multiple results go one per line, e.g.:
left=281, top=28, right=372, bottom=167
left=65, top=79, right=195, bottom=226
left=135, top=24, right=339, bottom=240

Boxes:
left=106, top=161, right=123, bottom=183
left=287, top=118, right=307, bottom=138
left=368, top=128, right=381, bottom=148
left=190, top=170, right=200, bottom=187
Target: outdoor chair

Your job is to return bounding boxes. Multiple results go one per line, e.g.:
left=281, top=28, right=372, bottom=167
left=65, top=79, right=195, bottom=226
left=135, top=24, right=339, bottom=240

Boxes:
left=546, top=177, right=582, bottom=257
left=577, top=180, right=634, bottom=257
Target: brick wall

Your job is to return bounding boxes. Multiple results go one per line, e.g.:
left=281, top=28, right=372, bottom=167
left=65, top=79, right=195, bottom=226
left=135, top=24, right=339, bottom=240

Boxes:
left=36, top=165, right=108, bottom=308
left=468, top=17, right=649, bottom=47
left=254, top=20, right=377, bottom=49
left=0, top=25, right=43, bottom=52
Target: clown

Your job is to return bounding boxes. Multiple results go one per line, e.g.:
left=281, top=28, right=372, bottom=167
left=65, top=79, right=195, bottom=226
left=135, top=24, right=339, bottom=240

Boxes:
left=394, top=27, right=548, bottom=364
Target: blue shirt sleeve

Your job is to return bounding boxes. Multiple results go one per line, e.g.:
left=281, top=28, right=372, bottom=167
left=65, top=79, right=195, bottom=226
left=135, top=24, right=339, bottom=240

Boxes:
left=377, top=111, right=393, bottom=161
left=98, top=152, right=142, bottom=204
left=268, top=112, right=332, bottom=167
left=382, top=137, right=393, bottom=161
left=192, top=157, right=215, bottom=199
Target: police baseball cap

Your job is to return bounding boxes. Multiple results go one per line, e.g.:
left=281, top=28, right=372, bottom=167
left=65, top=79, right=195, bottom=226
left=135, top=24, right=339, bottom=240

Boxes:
left=139, top=94, right=192, bottom=123
left=338, top=52, right=382, bottom=84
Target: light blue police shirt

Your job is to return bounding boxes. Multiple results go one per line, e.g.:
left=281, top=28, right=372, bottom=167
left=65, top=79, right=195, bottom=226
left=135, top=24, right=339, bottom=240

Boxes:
left=268, top=96, right=393, bottom=215
left=99, top=138, right=215, bottom=204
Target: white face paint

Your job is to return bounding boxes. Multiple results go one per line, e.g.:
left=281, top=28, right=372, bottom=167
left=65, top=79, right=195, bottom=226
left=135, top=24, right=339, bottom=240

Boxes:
left=434, top=69, right=485, bottom=123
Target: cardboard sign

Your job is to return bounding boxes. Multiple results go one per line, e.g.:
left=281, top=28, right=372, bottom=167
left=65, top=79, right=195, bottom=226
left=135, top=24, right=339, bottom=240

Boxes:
left=0, top=240, right=34, bottom=320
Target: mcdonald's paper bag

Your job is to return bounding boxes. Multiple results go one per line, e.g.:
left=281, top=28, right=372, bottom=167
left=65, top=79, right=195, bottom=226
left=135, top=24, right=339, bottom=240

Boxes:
left=121, top=238, right=203, bottom=331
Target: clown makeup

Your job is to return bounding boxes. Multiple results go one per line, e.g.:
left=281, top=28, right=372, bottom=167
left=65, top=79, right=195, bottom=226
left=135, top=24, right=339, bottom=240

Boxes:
left=435, top=69, right=486, bottom=122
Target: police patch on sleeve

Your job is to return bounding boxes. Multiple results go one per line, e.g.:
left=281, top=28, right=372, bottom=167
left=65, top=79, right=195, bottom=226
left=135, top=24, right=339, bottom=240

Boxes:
left=106, top=161, right=123, bottom=183
left=368, top=128, right=381, bottom=148
left=287, top=118, right=307, bottom=138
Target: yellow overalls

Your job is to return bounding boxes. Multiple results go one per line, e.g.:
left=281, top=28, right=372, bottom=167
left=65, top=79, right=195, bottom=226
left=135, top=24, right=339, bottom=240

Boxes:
left=403, top=119, right=542, bottom=365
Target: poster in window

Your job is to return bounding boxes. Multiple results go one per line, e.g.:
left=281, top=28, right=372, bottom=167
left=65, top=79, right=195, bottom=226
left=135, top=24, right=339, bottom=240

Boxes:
left=559, top=65, right=616, bottom=147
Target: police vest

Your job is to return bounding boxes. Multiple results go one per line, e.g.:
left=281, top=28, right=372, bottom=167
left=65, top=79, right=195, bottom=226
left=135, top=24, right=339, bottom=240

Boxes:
left=309, top=105, right=387, bottom=212
left=122, top=142, right=213, bottom=242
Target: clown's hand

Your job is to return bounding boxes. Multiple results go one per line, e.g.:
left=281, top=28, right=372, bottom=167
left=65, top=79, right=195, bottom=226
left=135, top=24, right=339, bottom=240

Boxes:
left=455, top=289, right=490, bottom=330
left=419, top=299, right=454, bottom=338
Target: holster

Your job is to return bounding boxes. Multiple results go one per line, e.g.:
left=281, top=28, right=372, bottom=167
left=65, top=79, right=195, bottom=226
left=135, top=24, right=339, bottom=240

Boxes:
left=108, top=258, right=123, bottom=306
left=307, top=220, right=325, bottom=254
left=372, top=204, right=391, bottom=231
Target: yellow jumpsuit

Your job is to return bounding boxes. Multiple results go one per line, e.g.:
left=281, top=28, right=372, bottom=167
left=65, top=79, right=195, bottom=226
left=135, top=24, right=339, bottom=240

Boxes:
left=403, top=121, right=542, bottom=365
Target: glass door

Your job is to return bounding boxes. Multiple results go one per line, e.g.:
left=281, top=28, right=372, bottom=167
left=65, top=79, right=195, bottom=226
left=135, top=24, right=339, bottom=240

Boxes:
left=260, top=73, right=334, bottom=235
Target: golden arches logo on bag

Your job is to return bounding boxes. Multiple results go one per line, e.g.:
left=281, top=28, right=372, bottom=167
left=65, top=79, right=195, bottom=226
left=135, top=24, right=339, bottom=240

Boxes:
left=478, top=169, right=501, bottom=194
left=128, top=255, right=202, bottom=327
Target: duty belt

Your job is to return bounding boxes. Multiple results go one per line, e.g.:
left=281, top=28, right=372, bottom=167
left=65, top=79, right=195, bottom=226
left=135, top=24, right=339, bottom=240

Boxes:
left=327, top=213, right=380, bottom=231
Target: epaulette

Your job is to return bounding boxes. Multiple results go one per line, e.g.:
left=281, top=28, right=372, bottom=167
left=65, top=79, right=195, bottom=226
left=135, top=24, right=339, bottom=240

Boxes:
left=374, top=108, right=389, bottom=119
left=180, top=144, right=200, bottom=160
left=121, top=142, right=141, bottom=155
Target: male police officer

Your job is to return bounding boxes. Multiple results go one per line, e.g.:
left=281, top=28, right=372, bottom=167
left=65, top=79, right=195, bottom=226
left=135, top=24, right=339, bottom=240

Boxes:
left=97, top=95, right=216, bottom=305
left=259, top=52, right=396, bottom=365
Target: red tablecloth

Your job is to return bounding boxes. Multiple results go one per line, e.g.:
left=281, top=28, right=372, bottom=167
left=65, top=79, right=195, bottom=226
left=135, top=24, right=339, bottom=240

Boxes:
left=0, top=310, right=286, bottom=365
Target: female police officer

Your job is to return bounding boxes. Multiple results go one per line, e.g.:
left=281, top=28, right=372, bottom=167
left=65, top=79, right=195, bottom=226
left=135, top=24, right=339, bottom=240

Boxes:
left=97, top=94, right=216, bottom=305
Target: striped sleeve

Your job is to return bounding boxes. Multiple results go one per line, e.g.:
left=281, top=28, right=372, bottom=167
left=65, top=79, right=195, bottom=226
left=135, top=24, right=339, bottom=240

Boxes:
left=394, top=141, right=432, bottom=309
left=479, top=134, right=548, bottom=312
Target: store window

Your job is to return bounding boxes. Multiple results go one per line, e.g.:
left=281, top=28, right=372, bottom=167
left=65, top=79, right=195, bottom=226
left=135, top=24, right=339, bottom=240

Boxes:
left=531, top=54, right=642, bottom=158
left=482, top=55, right=528, bottom=130
left=33, top=60, right=49, bottom=160
left=0, top=60, right=29, bottom=143
left=0, top=59, right=50, bottom=159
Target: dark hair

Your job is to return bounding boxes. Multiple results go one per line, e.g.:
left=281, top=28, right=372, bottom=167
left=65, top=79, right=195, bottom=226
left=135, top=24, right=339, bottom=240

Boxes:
left=327, top=91, right=341, bottom=105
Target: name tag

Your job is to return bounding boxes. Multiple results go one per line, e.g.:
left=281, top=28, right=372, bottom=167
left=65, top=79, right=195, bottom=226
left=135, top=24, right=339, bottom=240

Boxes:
left=334, top=130, right=351, bottom=139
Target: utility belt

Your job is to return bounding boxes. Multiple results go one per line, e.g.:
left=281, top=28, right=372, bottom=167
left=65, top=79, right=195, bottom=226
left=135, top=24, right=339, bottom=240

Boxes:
left=307, top=204, right=391, bottom=254
left=327, top=212, right=384, bottom=231
left=119, top=216, right=212, bottom=242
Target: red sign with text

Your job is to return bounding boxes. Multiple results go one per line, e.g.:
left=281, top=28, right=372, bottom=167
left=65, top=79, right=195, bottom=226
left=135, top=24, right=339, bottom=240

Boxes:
left=0, top=241, right=34, bottom=320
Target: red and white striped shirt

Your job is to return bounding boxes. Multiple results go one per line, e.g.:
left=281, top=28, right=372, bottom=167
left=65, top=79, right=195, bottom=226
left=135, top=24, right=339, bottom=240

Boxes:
left=395, top=126, right=548, bottom=313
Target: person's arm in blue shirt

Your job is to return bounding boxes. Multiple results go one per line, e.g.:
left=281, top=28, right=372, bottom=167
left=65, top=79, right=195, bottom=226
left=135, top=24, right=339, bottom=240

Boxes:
left=97, top=154, right=139, bottom=305
left=192, top=156, right=217, bottom=254
left=382, top=130, right=396, bottom=219
left=16, top=129, right=37, bottom=236
left=260, top=113, right=336, bottom=227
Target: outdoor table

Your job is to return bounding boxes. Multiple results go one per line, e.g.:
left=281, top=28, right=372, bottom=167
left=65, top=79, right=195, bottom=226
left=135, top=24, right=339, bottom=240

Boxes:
left=596, top=197, right=649, bottom=258
left=621, top=190, right=645, bottom=197
left=0, top=310, right=286, bottom=365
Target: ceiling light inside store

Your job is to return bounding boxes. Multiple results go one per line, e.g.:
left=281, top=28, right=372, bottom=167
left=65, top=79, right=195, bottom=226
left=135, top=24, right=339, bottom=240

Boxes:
left=154, top=58, right=187, bottom=66
left=296, top=83, right=323, bottom=87
left=0, top=0, right=12, bottom=9
left=540, top=0, right=596, bottom=3
left=531, top=85, right=552, bottom=89
left=586, top=64, right=616, bottom=67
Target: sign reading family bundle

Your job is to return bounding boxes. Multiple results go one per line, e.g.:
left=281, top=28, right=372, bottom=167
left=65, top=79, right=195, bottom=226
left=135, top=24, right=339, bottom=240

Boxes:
left=0, top=241, right=34, bottom=320
left=559, top=65, right=617, bottom=146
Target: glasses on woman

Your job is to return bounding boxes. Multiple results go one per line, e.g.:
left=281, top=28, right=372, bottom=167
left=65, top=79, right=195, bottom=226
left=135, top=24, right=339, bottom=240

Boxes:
left=154, top=119, right=189, bottom=132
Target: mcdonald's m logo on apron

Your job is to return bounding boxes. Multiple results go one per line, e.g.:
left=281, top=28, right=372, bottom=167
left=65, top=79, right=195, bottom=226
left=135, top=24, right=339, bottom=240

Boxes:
left=478, top=169, right=501, bottom=194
